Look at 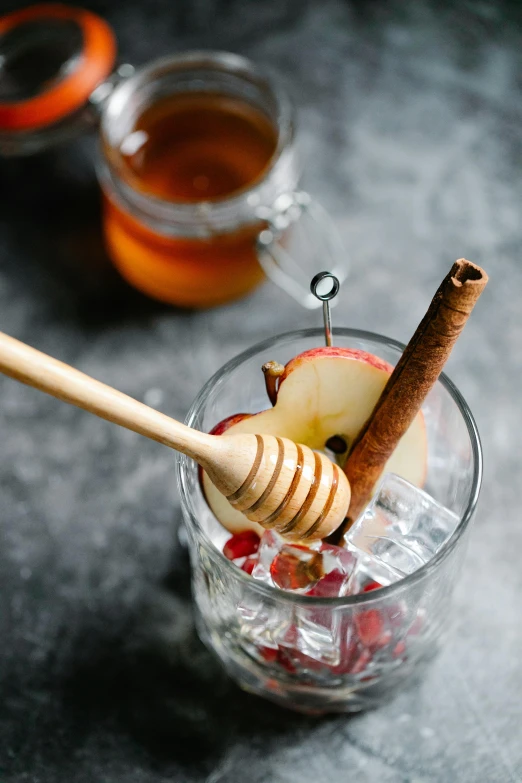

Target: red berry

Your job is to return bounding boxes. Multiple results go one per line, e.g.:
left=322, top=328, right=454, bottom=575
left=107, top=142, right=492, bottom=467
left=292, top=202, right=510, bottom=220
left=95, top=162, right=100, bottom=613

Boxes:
left=223, top=530, right=260, bottom=560
left=259, top=646, right=278, bottom=663
left=362, top=580, right=383, bottom=593
left=277, top=649, right=297, bottom=673
left=355, top=609, right=386, bottom=648
left=307, top=569, right=347, bottom=597
left=241, top=557, right=257, bottom=575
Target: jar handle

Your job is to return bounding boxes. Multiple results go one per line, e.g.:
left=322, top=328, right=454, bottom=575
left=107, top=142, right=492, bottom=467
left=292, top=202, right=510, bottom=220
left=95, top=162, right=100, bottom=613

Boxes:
left=256, top=191, right=348, bottom=309
left=88, top=64, right=136, bottom=115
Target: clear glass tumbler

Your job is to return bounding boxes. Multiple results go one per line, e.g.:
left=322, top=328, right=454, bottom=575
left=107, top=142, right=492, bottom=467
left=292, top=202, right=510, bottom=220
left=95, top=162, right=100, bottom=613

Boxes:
left=177, top=328, right=482, bottom=714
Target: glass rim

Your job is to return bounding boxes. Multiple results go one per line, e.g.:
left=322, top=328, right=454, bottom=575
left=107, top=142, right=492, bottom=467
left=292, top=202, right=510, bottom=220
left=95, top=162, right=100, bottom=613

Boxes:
left=100, top=50, right=296, bottom=228
left=177, top=327, right=483, bottom=607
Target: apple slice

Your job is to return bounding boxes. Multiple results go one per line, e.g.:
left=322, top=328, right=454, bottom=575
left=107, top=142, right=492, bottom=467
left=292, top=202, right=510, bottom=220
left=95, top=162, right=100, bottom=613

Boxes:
left=202, top=347, right=427, bottom=537
left=208, top=413, right=253, bottom=436
left=202, top=412, right=266, bottom=536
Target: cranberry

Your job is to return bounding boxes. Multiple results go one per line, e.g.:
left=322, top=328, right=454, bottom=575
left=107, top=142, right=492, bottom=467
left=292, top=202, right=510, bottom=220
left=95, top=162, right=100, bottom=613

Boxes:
left=241, top=557, right=257, bottom=575
left=362, top=580, right=383, bottom=593
left=259, top=646, right=278, bottom=663
left=307, top=569, right=347, bottom=597
left=276, top=649, right=297, bottom=674
left=355, top=609, right=388, bottom=648
left=223, top=530, right=260, bottom=560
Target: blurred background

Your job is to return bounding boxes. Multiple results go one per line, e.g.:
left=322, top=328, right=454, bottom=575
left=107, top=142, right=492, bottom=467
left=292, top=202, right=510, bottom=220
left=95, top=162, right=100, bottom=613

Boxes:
left=0, top=1, right=521, bottom=781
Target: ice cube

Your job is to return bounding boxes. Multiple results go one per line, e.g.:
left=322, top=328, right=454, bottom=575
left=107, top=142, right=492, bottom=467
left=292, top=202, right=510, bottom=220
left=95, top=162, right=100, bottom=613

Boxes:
left=251, top=530, right=281, bottom=587
left=294, top=543, right=357, bottom=665
left=237, top=592, right=294, bottom=651
left=344, top=473, right=460, bottom=582
left=252, top=531, right=357, bottom=594
left=249, top=532, right=358, bottom=665
left=288, top=609, right=341, bottom=666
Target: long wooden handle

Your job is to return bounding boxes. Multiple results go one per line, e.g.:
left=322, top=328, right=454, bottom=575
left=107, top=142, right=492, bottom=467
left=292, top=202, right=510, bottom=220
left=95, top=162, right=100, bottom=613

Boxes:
left=0, top=331, right=214, bottom=463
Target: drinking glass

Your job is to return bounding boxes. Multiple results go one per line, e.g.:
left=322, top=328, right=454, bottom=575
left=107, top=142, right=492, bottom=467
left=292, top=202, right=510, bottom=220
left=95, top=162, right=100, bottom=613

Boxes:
left=177, top=328, right=482, bottom=713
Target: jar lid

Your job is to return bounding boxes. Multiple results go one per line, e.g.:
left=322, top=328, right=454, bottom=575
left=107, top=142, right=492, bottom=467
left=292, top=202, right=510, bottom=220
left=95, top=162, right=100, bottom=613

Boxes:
left=0, top=3, right=116, bottom=132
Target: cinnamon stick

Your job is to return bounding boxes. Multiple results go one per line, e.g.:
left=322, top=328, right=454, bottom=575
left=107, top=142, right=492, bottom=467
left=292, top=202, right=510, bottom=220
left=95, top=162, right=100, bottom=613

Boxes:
left=342, top=258, right=488, bottom=530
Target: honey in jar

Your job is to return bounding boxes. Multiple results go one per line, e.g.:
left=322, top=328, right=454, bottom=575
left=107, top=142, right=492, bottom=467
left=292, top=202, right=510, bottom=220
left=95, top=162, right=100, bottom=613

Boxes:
left=120, top=93, right=277, bottom=202
left=100, top=53, right=297, bottom=308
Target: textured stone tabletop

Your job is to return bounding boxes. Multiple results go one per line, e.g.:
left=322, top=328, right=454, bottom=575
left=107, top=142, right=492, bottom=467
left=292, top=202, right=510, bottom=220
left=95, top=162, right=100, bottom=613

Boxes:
left=1, top=1, right=521, bottom=780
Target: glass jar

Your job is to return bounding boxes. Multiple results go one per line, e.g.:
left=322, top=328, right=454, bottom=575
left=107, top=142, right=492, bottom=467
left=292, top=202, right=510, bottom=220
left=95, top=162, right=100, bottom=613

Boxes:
left=177, top=328, right=482, bottom=714
left=0, top=6, right=348, bottom=309
left=99, top=52, right=297, bottom=308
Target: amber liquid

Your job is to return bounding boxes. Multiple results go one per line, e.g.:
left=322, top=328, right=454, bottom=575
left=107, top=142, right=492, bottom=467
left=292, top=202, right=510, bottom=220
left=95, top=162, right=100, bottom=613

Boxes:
left=119, top=93, right=278, bottom=202
left=103, top=92, right=279, bottom=307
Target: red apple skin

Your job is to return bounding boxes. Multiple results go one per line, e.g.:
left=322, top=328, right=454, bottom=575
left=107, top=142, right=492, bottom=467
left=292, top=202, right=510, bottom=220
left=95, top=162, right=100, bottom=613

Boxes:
left=209, top=413, right=253, bottom=436
left=278, top=345, right=427, bottom=487
left=278, top=347, right=393, bottom=389
left=199, top=413, right=253, bottom=485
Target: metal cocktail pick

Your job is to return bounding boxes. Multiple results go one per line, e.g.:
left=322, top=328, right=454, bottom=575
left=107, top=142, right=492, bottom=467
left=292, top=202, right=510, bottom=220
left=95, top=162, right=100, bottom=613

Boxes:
left=310, top=272, right=340, bottom=346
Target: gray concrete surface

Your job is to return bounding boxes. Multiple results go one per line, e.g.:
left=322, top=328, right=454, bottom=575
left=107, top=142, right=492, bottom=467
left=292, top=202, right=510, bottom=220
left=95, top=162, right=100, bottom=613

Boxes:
left=0, top=1, right=521, bottom=780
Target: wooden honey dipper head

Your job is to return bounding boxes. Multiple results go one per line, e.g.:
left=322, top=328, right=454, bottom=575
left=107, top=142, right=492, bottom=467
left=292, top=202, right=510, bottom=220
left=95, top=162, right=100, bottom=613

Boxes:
left=205, top=433, right=351, bottom=542
left=0, top=332, right=350, bottom=543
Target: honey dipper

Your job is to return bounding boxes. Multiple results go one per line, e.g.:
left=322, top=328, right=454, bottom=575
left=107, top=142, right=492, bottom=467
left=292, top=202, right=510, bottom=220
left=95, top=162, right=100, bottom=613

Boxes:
left=0, top=331, right=350, bottom=542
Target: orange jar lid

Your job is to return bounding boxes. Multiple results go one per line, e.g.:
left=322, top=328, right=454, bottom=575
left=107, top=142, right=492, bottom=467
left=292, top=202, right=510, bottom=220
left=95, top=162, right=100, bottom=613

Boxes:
left=0, top=3, right=116, bottom=131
